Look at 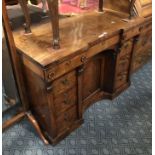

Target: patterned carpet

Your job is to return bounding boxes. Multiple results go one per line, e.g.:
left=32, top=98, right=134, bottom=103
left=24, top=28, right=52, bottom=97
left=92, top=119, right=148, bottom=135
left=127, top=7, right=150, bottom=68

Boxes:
left=38, top=0, right=98, bottom=14
left=2, top=61, right=152, bottom=155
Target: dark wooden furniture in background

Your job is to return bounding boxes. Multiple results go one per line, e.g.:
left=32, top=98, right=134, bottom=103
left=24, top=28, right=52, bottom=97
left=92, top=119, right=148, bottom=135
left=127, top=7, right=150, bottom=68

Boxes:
left=3, top=0, right=152, bottom=145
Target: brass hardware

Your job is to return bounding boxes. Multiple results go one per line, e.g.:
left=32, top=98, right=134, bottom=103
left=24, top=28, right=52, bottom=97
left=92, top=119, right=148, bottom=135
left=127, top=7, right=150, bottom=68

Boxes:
left=81, top=56, right=87, bottom=63
left=126, top=55, right=130, bottom=59
left=64, top=114, right=69, bottom=121
left=62, top=78, right=69, bottom=85
left=64, top=92, right=68, bottom=98
left=66, top=60, right=71, bottom=66
left=48, top=72, right=55, bottom=79
left=122, top=75, right=126, bottom=78
left=64, top=99, right=70, bottom=105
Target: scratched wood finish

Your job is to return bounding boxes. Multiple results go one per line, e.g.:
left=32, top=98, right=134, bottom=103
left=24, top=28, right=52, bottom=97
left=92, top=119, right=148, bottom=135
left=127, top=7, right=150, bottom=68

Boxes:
left=11, top=1, right=152, bottom=145
left=13, top=12, right=145, bottom=67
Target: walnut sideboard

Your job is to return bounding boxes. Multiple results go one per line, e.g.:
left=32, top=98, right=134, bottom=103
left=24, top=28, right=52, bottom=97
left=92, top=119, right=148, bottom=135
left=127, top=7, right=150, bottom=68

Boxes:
left=13, top=11, right=152, bottom=145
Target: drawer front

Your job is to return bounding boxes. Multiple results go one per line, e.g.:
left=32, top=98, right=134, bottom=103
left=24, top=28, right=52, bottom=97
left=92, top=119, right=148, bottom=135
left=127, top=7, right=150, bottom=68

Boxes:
left=117, top=55, right=130, bottom=74
left=115, top=72, right=128, bottom=89
left=52, top=71, right=76, bottom=97
left=120, top=40, right=133, bottom=57
left=45, top=53, right=87, bottom=82
left=141, top=22, right=152, bottom=34
left=56, top=106, right=78, bottom=134
left=123, top=27, right=140, bottom=41
left=123, top=21, right=152, bottom=41
left=133, top=51, right=151, bottom=71
left=54, top=87, right=77, bottom=116
left=134, top=29, right=152, bottom=54
left=132, top=54, right=144, bottom=71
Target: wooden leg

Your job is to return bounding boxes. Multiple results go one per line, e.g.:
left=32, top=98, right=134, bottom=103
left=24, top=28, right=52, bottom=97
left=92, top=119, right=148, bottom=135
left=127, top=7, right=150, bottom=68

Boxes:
left=26, top=112, right=49, bottom=145
left=129, top=0, right=136, bottom=19
left=3, top=110, right=49, bottom=144
left=18, top=0, right=31, bottom=34
left=47, top=0, right=60, bottom=49
left=2, top=112, right=25, bottom=131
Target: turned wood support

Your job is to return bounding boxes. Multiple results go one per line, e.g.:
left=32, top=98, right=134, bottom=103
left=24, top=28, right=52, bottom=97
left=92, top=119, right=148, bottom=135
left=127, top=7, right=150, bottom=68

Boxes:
left=98, top=0, right=103, bottom=12
left=129, top=0, right=136, bottom=19
left=18, top=0, right=31, bottom=33
left=47, top=0, right=60, bottom=49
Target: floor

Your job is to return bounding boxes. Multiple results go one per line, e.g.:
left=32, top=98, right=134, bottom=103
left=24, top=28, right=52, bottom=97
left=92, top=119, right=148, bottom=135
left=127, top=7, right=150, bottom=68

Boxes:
left=2, top=61, right=152, bottom=155
left=38, top=0, right=98, bottom=14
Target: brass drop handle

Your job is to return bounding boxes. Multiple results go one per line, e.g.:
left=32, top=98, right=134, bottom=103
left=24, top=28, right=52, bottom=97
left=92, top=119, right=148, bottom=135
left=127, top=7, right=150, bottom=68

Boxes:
left=119, top=60, right=126, bottom=65
left=64, top=92, right=68, bottom=98
left=64, top=114, right=69, bottom=121
left=126, top=55, right=130, bottom=59
left=61, top=78, right=69, bottom=85
left=122, top=75, right=126, bottom=78
left=64, top=100, right=70, bottom=105
left=119, top=74, right=126, bottom=81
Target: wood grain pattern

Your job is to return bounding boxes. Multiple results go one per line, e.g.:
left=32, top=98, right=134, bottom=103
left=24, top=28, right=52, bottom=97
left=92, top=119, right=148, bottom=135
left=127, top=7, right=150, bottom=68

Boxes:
left=13, top=11, right=145, bottom=67
left=9, top=0, right=152, bottom=145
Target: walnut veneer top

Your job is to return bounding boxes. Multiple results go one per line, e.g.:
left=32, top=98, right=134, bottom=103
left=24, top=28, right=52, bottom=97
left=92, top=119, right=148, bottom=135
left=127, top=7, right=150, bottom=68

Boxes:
left=13, top=11, right=145, bottom=67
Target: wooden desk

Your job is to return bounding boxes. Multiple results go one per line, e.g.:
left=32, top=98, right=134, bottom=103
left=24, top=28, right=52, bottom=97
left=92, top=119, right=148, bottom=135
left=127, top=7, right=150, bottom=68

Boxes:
left=13, top=11, right=151, bottom=145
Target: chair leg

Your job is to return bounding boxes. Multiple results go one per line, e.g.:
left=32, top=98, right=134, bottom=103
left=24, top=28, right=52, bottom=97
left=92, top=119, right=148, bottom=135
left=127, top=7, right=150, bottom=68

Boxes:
left=18, top=0, right=31, bottom=33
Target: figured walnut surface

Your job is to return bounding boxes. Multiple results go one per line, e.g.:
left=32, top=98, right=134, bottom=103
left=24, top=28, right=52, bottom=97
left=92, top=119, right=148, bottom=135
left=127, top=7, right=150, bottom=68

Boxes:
left=13, top=11, right=145, bottom=67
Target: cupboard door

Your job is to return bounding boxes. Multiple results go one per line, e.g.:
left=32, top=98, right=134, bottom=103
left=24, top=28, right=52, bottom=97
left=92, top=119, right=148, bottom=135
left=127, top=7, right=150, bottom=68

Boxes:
left=82, top=55, right=103, bottom=101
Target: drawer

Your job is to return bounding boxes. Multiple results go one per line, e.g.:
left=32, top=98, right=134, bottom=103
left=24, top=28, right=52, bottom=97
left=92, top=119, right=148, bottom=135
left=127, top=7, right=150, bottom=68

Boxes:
left=134, top=30, right=152, bottom=54
left=54, top=87, right=77, bottom=116
left=123, top=27, right=140, bottom=41
left=132, top=53, right=146, bottom=71
left=56, top=106, right=78, bottom=134
left=119, top=40, right=133, bottom=57
left=117, top=55, right=130, bottom=74
left=45, top=53, right=87, bottom=82
left=141, top=22, right=152, bottom=34
left=115, top=72, right=128, bottom=89
left=135, top=39, right=152, bottom=55
left=52, top=71, right=76, bottom=97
